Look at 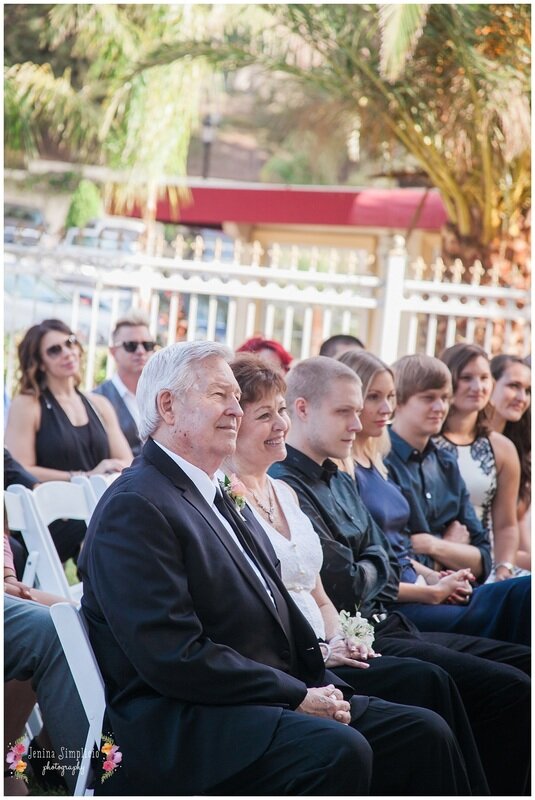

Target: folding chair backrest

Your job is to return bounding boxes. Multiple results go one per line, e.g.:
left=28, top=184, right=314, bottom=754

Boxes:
left=32, top=480, right=95, bottom=527
left=70, top=475, right=99, bottom=511
left=5, top=485, right=73, bottom=599
left=50, top=602, right=106, bottom=796
left=87, top=473, right=119, bottom=502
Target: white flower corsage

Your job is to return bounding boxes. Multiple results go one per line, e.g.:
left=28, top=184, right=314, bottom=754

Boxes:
left=222, top=473, right=247, bottom=510
left=338, top=609, right=375, bottom=648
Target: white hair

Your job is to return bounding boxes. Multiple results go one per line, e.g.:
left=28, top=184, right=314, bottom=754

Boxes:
left=136, top=340, right=234, bottom=441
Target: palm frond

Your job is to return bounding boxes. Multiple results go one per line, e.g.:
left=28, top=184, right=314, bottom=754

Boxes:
left=5, top=62, right=101, bottom=158
left=378, top=4, right=430, bottom=82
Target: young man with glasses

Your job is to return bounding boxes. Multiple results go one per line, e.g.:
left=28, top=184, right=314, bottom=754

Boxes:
left=94, top=312, right=156, bottom=456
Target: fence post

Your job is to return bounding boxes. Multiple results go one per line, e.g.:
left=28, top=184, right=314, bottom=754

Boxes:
left=378, top=235, right=407, bottom=364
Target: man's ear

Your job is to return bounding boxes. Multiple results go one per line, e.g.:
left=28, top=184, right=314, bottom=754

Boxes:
left=156, top=389, right=175, bottom=424
left=293, top=396, right=309, bottom=422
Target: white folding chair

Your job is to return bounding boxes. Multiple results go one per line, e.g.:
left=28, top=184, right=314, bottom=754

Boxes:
left=32, top=479, right=96, bottom=530
left=70, top=475, right=99, bottom=513
left=5, top=485, right=75, bottom=600
left=31, top=480, right=100, bottom=602
left=50, top=602, right=106, bottom=796
left=85, top=473, right=120, bottom=502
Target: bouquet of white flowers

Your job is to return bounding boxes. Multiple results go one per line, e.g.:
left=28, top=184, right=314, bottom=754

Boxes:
left=338, top=609, right=375, bottom=648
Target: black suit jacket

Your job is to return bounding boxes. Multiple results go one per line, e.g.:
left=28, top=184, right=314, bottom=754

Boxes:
left=79, top=439, right=357, bottom=795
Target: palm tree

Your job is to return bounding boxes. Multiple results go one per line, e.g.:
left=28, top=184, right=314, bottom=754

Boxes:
left=4, top=4, right=212, bottom=217
left=5, top=4, right=530, bottom=270
left=138, top=3, right=530, bottom=267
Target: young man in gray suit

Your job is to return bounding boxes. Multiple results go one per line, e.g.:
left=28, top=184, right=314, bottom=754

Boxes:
left=94, top=312, right=155, bottom=456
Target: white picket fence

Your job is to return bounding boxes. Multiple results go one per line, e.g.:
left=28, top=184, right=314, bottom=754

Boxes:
left=4, top=234, right=530, bottom=393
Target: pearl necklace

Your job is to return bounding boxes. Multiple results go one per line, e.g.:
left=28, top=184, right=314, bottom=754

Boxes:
left=251, top=481, right=276, bottom=524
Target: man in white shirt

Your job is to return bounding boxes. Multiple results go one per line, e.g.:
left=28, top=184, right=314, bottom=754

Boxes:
left=94, top=311, right=155, bottom=456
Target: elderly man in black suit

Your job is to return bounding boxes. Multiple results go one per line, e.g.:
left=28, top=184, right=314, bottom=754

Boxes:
left=78, top=341, right=472, bottom=796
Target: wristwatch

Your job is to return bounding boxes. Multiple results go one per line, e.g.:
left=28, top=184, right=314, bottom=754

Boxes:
left=494, top=561, right=515, bottom=574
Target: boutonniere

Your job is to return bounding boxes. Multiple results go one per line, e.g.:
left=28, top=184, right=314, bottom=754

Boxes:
left=338, top=609, right=375, bottom=648
left=221, top=473, right=247, bottom=510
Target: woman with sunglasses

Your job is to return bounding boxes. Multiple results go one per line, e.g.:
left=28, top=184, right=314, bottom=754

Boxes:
left=5, top=319, right=132, bottom=561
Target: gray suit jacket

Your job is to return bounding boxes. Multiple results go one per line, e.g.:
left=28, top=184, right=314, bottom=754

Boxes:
left=93, top=379, right=141, bottom=456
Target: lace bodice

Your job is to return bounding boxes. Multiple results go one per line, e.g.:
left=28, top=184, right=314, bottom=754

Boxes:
left=249, top=477, right=326, bottom=639
left=434, top=434, right=496, bottom=551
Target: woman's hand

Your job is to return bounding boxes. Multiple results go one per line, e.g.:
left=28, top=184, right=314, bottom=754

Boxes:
left=324, top=634, right=381, bottom=669
left=89, top=458, right=128, bottom=476
left=4, top=576, right=33, bottom=600
left=431, top=569, right=474, bottom=605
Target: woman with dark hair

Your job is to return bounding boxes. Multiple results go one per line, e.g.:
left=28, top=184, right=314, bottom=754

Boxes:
left=236, top=336, right=292, bottom=375
left=436, top=344, right=528, bottom=581
left=488, top=354, right=531, bottom=570
left=5, top=319, right=132, bottom=561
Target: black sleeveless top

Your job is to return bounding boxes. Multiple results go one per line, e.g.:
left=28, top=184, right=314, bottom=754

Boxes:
left=36, top=388, right=110, bottom=472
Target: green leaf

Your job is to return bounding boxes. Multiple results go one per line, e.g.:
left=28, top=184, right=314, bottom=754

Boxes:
left=378, top=4, right=430, bottom=82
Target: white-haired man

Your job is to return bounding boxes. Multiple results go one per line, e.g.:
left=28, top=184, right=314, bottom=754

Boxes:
left=78, top=341, right=470, bottom=796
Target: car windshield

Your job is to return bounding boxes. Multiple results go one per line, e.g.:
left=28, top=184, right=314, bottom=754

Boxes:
left=4, top=205, right=44, bottom=225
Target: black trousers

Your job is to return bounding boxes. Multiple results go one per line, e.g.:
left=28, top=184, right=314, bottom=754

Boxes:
left=375, top=612, right=531, bottom=796
left=208, top=697, right=472, bottom=796
left=334, top=654, right=488, bottom=794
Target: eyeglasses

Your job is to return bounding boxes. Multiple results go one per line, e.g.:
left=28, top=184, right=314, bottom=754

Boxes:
left=44, top=335, right=79, bottom=359
left=117, top=340, right=156, bottom=353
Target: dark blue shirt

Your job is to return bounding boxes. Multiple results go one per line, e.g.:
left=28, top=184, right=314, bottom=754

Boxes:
left=355, top=462, right=418, bottom=584
left=385, top=430, right=492, bottom=582
left=269, top=445, right=401, bottom=617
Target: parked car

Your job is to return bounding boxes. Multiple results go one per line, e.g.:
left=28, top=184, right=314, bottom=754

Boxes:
left=4, top=203, right=48, bottom=246
left=62, top=216, right=165, bottom=255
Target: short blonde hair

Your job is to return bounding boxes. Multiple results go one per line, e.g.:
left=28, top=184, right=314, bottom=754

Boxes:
left=112, top=310, right=150, bottom=343
left=285, top=356, right=361, bottom=414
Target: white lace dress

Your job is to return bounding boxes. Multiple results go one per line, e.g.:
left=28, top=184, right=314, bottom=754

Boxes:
left=249, top=477, right=326, bottom=639
left=434, top=434, right=530, bottom=581
left=434, top=434, right=496, bottom=545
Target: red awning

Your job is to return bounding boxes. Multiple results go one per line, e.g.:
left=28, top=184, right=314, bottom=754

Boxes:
left=151, top=184, right=447, bottom=230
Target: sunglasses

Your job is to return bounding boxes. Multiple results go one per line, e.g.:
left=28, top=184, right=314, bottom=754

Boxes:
left=118, top=340, right=156, bottom=353
left=45, top=335, right=80, bottom=359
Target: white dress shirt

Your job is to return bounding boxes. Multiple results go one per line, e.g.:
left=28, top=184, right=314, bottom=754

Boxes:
left=153, top=441, right=274, bottom=602
left=112, top=373, right=140, bottom=428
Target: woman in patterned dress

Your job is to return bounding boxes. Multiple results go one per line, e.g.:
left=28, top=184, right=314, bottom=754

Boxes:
left=437, top=344, right=528, bottom=581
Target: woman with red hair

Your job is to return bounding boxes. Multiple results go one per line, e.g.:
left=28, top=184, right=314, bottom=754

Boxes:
left=236, top=336, right=292, bottom=375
